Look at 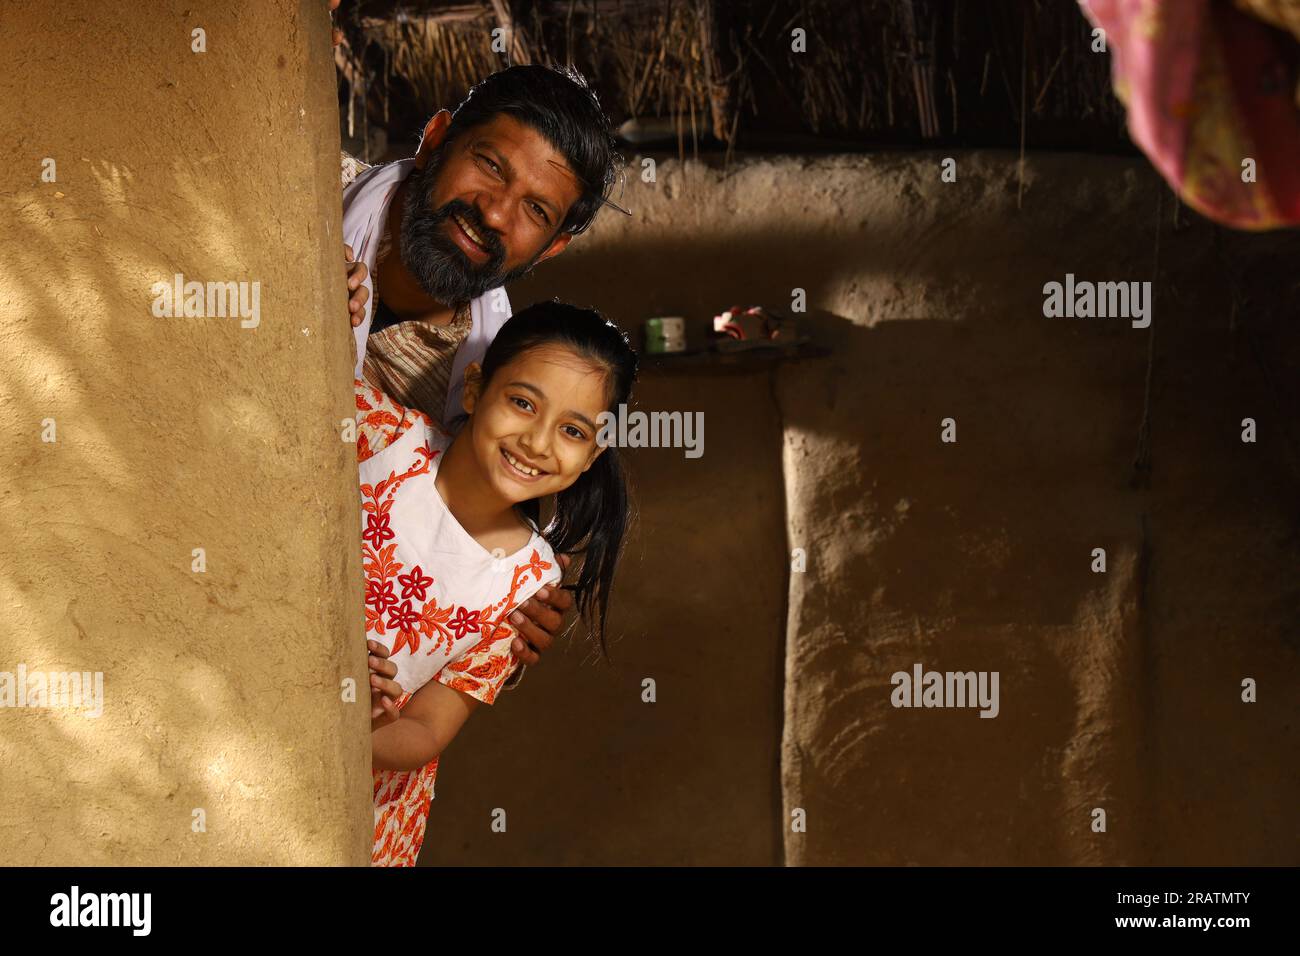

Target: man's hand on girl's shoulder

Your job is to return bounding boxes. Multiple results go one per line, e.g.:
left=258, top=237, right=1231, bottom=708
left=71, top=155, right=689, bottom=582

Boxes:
left=509, top=553, right=575, bottom=666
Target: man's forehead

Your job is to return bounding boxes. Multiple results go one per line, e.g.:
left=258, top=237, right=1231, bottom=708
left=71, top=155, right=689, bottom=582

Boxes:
left=473, top=114, right=582, bottom=192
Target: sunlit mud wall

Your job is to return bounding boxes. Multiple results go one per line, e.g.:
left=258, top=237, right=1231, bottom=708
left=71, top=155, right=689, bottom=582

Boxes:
left=0, top=1, right=372, bottom=864
left=459, top=150, right=1298, bottom=865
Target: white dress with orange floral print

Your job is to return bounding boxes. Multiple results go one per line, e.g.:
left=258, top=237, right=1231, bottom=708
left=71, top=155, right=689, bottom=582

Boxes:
left=355, top=377, right=563, bottom=867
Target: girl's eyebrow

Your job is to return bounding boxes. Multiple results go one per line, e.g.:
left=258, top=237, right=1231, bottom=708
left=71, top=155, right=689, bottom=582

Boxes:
left=507, top=381, right=598, bottom=431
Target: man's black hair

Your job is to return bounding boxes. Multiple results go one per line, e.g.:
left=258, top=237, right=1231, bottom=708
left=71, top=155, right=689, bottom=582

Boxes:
left=443, top=64, right=623, bottom=236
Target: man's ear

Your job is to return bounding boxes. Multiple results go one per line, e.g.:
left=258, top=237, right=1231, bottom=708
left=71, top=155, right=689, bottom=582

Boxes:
left=535, top=231, right=574, bottom=266
left=461, top=361, right=483, bottom=414
left=414, top=111, right=453, bottom=169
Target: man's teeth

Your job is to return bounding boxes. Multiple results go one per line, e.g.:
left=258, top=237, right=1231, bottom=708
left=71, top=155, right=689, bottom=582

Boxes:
left=504, top=449, right=542, bottom=476
left=454, top=214, right=487, bottom=249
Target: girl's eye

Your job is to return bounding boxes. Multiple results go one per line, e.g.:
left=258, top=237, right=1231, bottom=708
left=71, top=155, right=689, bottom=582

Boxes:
left=563, top=425, right=586, bottom=440
left=510, top=396, right=533, bottom=412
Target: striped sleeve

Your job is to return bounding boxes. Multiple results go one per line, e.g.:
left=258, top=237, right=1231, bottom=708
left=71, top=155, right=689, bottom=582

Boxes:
left=341, top=150, right=371, bottom=189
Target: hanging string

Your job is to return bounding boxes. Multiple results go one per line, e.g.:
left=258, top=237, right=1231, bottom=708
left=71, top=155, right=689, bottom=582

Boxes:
left=1130, top=187, right=1162, bottom=488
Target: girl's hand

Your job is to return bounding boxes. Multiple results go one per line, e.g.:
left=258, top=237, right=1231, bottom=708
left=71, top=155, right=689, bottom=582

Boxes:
left=368, top=639, right=404, bottom=718
left=371, top=693, right=400, bottom=733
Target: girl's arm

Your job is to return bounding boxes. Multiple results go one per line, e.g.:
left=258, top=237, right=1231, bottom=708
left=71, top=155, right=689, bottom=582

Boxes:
left=371, top=679, right=481, bottom=773
left=371, top=620, right=526, bottom=771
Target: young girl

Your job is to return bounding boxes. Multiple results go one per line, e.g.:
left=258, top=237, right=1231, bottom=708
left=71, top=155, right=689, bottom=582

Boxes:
left=354, top=299, right=637, bottom=867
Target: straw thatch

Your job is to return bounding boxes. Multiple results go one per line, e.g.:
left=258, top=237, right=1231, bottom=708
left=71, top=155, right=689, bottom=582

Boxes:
left=332, top=0, right=1133, bottom=162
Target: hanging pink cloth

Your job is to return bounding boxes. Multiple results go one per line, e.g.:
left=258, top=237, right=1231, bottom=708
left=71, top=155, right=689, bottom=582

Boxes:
left=1079, top=0, right=1300, bottom=230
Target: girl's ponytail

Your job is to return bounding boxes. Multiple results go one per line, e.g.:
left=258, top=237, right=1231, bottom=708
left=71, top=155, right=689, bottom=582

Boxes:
left=539, top=441, right=631, bottom=659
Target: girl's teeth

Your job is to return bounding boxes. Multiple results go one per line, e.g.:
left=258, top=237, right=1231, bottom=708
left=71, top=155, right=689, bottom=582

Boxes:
left=505, top=450, right=540, bottom=476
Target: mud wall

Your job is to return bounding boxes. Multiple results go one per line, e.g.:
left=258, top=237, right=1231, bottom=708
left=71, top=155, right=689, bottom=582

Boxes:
left=0, top=0, right=372, bottom=864
left=459, top=149, right=1298, bottom=865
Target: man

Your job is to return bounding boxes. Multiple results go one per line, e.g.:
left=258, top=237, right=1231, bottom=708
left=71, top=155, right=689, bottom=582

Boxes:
left=345, top=65, right=625, bottom=715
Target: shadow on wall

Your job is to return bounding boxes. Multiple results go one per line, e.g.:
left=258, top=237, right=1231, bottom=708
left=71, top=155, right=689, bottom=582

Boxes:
left=426, top=150, right=1300, bottom=865
left=0, top=0, right=368, bottom=865
left=1, top=168, right=361, bottom=864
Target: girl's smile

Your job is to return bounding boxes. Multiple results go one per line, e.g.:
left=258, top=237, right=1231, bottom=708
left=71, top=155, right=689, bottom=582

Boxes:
left=434, top=341, right=612, bottom=550
left=464, top=343, right=609, bottom=506
left=500, top=445, right=548, bottom=481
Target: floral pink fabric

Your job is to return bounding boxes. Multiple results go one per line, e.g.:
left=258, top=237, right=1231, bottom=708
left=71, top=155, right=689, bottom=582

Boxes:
left=1080, top=0, right=1300, bottom=230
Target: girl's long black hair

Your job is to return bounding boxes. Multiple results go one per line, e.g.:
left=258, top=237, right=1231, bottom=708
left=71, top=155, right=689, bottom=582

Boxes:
left=448, top=299, right=638, bottom=660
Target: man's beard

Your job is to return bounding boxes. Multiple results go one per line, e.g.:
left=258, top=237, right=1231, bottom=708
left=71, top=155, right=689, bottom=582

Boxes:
left=398, top=149, right=549, bottom=305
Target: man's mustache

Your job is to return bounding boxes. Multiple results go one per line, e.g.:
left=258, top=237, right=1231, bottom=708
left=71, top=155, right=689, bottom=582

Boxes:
left=429, top=198, right=505, bottom=264
left=399, top=154, right=546, bottom=303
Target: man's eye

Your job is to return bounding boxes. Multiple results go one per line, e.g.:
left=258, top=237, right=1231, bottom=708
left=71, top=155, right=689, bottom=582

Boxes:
left=530, top=202, right=549, bottom=223
left=478, top=154, right=500, bottom=175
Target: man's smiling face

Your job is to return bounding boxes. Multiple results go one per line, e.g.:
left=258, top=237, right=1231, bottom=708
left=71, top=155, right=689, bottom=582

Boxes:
left=399, top=113, right=584, bottom=304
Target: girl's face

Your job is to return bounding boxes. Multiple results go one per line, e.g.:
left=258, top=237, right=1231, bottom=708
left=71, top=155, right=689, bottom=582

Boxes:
left=460, top=343, right=611, bottom=505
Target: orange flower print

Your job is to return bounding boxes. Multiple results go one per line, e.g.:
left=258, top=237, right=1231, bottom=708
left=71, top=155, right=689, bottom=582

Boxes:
left=364, top=512, right=396, bottom=549
left=522, top=550, right=551, bottom=582
left=447, top=606, right=482, bottom=640
left=366, top=578, right=397, bottom=615
left=387, top=600, right=423, bottom=655
left=398, top=565, right=434, bottom=601
left=387, top=600, right=422, bottom=633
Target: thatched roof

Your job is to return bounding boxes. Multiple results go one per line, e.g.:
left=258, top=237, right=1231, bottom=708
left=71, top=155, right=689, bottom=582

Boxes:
left=333, top=0, right=1132, bottom=163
